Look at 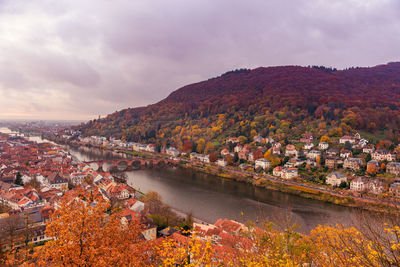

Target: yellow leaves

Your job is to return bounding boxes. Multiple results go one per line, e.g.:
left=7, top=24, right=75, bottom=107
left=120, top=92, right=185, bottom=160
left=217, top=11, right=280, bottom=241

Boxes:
left=156, top=233, right=217, bottom=266
left=320, top=135, right=330, bottom=143
left=196, top=138, right=205, bottom=153
left=265, top=150, right=280, bottom=167
left=250, top=129, right=257, bottom=138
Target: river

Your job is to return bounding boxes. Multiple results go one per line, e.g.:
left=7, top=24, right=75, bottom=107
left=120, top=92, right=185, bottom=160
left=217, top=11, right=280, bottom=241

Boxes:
left=0, top=127, right=362, bottom=233
left=67, top=145, right=361, bottom=233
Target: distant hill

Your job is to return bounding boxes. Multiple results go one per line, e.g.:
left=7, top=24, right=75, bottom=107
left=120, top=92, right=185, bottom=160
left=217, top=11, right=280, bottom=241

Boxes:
left=78, top=62, right=400, bottom=149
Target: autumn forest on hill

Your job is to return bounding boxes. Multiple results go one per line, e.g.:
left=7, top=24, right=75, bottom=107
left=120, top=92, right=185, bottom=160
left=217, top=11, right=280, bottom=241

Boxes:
left=79, top=62, right=400, bottom=150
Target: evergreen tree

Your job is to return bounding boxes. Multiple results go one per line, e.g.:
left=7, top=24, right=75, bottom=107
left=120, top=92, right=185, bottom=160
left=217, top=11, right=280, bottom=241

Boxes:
left=15, top=172, right=23, bottom=186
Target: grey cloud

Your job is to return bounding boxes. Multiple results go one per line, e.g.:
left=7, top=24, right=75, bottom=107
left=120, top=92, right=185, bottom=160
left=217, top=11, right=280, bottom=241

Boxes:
left=0, top=0, right=399, bottom=120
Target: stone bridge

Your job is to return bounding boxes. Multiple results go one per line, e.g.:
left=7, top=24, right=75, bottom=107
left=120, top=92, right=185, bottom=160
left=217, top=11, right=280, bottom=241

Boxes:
left=85, top=157, right=177, bottom=172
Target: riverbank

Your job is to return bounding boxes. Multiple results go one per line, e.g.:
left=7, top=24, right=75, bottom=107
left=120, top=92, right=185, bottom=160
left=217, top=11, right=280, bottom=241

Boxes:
left=178, top=161, right=395, bottom=214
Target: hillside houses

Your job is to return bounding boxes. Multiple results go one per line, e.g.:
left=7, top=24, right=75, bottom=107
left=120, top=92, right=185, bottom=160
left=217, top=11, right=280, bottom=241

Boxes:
left=248, top=149, right=264, bottom=162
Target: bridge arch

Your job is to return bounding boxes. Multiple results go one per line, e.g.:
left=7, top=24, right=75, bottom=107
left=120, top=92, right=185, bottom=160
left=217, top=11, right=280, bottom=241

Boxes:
left=117, top=160, right=128, bottom=171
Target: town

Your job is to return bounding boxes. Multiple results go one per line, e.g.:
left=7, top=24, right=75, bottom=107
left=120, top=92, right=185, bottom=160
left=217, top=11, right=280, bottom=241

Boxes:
left=0, top=131, right=260, bottom=257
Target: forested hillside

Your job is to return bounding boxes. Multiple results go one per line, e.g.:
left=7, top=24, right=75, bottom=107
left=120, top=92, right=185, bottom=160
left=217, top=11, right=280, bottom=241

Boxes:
left=78, top=62, right=400, bottom=149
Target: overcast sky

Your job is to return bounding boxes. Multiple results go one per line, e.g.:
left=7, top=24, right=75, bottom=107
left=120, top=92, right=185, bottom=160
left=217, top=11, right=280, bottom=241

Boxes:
left=0, top=0, right=399, bottom=121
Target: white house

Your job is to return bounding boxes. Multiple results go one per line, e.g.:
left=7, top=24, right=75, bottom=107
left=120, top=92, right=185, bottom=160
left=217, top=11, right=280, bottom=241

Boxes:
left=273, top=166, right=282, bottom=177
left=339, top=136, right=356, bottom=144
left=350, top=177, right=368, bottom=192
left=326, top=172, right=347, bottom=187
left=190, top=153, right=210, bottom=163
left=340, top=150, right=352, bottom=158
left=70, top=172, right=87, bottom=185
left=255, top=158, right=270, bottom=170
left=253, top=135, right=264, bottom=143
left=372, top=150, right=396, bottom=162
left=281, top=168, right=298, bottom=179
left=265, top=137, right=274, bottom=144
left=304, top=143, right=314, bottom=150
left=285, top=145, right=298, bottom=158
left=272, top=146, right=281, bottom=155
left=363, top=145, right=375, bottom=154
left=146, top=144, right=156, bottom=153
left=318, top=142, right=329, bottom=150
left=46, top=173, right=68, bottom=191
left=234, top=145, right=243, bottom=153
left=166, top=147, right=180, bottom=157
left=368, top=179, right=384, bottom=195
left=220, top=148, right=230, bottom=156
left=307, top=150, right=321, bottom=160
left=217, top=159, right=227, bottom=167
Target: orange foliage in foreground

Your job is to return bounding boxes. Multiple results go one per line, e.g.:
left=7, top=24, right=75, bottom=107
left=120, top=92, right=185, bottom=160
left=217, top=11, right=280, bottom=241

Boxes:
left=3, top=189, right=400, bottom=266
